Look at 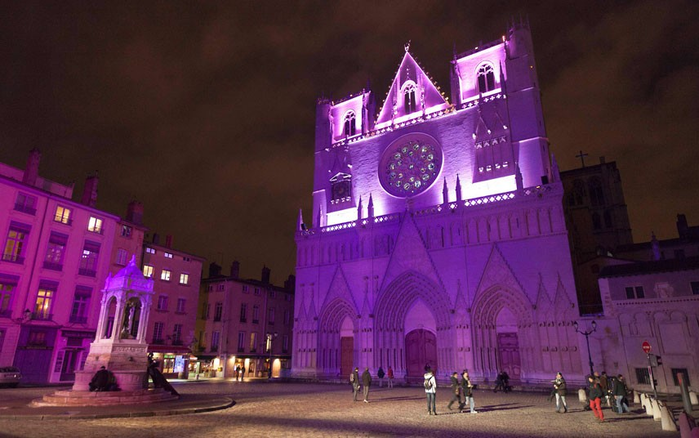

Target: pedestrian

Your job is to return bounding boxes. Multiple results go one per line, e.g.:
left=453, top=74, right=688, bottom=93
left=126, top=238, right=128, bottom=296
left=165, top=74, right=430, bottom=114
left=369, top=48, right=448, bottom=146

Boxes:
left=235, top=365, right=240, bottom=381
left=597, top=371, right=611, bottom=407
left=351, top=367, right=360, bottom=402
left=361, top=367, right=372, bottom=403
left=447, top=371, right=460, bottom=410
left=613, top=374, right=630, bottom=414
left=240, top=365, right=246, bottom=381
left=588, top=375, right=605, bottom=423
left=494, top=370, right=509, bottom=392
left=553, top=372, right=568, bottom=413
left=387, top=366, right=394, bottom=389
left=424, top=367, right=437, bottom=415
left=378, top=366, right=385, bottom=388
left=459, top=370, right=477, bottom=413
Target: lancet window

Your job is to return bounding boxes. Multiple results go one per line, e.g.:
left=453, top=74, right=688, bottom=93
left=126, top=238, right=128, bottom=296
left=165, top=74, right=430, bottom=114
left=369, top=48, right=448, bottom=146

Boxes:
left=477, top=63, right=495, bottom=94
left=403, top=83, right=417, bottom=114
left=343, top=111, right=356, bottom=137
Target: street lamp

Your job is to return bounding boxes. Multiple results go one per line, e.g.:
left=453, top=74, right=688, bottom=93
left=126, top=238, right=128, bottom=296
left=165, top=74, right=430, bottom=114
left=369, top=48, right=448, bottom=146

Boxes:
left=266, top=332, right=278, bottom=379
left=573, top=320, right=597, bottom=377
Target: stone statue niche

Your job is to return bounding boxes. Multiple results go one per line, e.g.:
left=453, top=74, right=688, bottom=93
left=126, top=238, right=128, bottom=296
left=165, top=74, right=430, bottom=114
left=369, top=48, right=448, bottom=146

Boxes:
left=73, top=256, right=154, bottom=392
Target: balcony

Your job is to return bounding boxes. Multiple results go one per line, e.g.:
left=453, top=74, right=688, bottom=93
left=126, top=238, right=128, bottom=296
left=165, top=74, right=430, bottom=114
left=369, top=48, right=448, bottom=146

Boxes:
left=54, top=216, right=73, bottom=226
left=43, top=261, right=63, bottom=271
left=31, top=312, right=53, bottom=321
left=237, top=347, right=245, bottom=353
left=14, top=203, right=36, bottom=215
left=78, top=268, right=96, bottom=277
left=1, top=253, right=24, bottom=264
left=69, top=315, right=88, bottom=324
left=214, top=316, right=222, bottom=322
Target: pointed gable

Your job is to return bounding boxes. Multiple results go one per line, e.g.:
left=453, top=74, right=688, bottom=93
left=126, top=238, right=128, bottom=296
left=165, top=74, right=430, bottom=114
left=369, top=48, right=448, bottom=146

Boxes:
left=376, top=47, right=448, bottom=127
left=474, top=244, right=527, bottom=302
left=321, top=265, right=359, bottom=315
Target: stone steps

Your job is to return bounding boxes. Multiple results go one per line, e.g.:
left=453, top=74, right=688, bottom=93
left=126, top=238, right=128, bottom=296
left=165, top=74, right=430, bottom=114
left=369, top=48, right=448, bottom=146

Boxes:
left=32, top=387, right=178, bottom=407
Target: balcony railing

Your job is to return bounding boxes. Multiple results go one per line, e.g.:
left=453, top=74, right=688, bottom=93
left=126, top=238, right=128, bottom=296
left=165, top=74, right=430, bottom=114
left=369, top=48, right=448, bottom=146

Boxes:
left=237, top=347, right=245, bottom=353
left=31, top=312, right=53, bottom=321
left=1, top=253, right=24, bottom=264
left=214, top=315, right=222, bottom=322
left=78, top=268, right=97, bottom=277
left=14, top=203, right=36, bottom=215
left=69, top=315, right=88, bottom=324
left=43, top=261, right=63, bottom=271
left=54, top=216, right=73, bottom=225
left=210, top=346, right=218, bottom=352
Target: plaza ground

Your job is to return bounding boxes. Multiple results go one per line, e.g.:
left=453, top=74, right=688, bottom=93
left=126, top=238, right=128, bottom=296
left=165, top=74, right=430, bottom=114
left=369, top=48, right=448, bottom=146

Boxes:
left=0, top=379, right=680, bottom=437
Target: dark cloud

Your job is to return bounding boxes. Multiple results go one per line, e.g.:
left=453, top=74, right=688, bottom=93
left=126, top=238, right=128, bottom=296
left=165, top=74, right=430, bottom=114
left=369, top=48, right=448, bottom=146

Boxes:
left=1, top=0, right=697, bottom=283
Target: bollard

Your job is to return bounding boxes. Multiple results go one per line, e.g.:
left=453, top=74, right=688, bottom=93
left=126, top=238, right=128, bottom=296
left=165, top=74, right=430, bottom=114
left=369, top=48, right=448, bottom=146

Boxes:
left=641, top=394, right=651, bottom=416
left=659, top=402, right=675, bottom=431
left=578, top=388, right=587, bottom=403
left=645, top=395, right=655, bottom=417
left=690, top=390, right=698, bottom=406
left=652, top=398, right=662, bottom=421
left=633, top=390, right=640, bottom=404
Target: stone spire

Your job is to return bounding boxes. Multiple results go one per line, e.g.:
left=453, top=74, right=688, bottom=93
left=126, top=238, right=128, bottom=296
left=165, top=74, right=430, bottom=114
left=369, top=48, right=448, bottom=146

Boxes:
left=297, top=208, right=305, bottom=231
left=357, top=196, right=363, bottom=220
left=368, top=194, right=374, bottom=218
left=455, top=174, right=462, bottom=202
left=442, top=178, right=449, bottom=205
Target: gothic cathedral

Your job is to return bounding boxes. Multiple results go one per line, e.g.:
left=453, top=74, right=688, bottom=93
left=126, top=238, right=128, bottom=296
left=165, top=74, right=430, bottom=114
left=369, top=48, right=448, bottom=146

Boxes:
left=293, top=22, right=586, bottom=385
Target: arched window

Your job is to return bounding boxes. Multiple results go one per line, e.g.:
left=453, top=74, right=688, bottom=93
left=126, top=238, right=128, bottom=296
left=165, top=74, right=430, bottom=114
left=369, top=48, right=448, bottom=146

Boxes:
left=588, top=177, right=604, bottom=206
left=403, top=84, right=417, bottom=114
left=343, top=111, right=356, bottom=137
left=477, top=63, right=495, bottom=93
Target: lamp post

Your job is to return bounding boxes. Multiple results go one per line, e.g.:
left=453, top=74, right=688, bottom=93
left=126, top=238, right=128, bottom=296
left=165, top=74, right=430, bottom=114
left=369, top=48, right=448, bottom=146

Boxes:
left=266, top=332, right=278, bottom=379
left=573, top=320, right=597, bottom=377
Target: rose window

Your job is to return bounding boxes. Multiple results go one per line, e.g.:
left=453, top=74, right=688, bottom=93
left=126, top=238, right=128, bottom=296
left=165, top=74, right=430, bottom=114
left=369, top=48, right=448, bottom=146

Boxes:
left=379, top=136, right=442, bottom=197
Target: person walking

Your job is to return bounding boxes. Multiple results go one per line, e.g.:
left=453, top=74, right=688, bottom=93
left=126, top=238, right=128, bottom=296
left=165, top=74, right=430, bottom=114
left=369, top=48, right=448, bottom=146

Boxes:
left=553, top=372, right=568, bottom=413
left=588, top=375, right=605, bottom=423
left=240, top=365, right=246, bottom=381
left=351, top=367, right=360, bottom=402
left=597, top=371, right=611, bottom=407
left=377, top=366, right=385, bottom=388
left=387, top=366, right=394, bottom=389
left=613, top=374, right=630, bottom=414
left=459, top=370, right=477, bottom=413
left=361, top=367, right=372, bottom=403
left=424, top=367, right=437, bottom=415
left=447, top=372, right=460, bottom=410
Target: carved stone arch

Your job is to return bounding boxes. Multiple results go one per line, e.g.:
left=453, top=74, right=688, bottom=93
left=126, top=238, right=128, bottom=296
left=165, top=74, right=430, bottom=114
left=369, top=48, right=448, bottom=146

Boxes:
left=319, top=298, right=357, bottom=334
left=472, top=284, right=533, bottom=328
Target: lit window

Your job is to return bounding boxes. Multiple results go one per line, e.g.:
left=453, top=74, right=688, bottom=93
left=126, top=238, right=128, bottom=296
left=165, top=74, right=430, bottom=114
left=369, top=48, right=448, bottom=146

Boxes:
left=477, top=63, right=495, bottom=93
left=34, top=283, right=56, bottom=320
left=87, top=217, right=103, bottom=234
left=237, top=331, right=246, bottom=352
left=211, top=331, right=220, bottom=351
left=164, top=252, right=173, bottom=259
left=116, top=249, right=128, bottom=266
left=54, top=206, right=72, bottom=224
left=179, top=273, right=189, bottom=285
left=44, top=232, right=67, bottom=270
left=79, top=241, right=100, bottom=277
left=145, top=247, right=156, bottom=254
left=143, top=265, right=154, bottom=278
left=14, top=193, right=37, bottom=215
left=403, top=84, right=417, bottom=113
left=157, top=295, right=168, bottom=310
left=3, top=221, right=30, bottom=264
left=176, top=298, right=186, bottom=314
left=161, top=269, right=171, bottom=281
left=121, top=225, right=132, bottom=237
left=343, top=111, right=356, bottom=136
left=249, top=332, right=257, bottom=352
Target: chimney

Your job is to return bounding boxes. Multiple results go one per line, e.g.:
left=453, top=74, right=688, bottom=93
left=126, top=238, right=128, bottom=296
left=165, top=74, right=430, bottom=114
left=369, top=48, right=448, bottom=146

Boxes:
left=284, top=274, right=296, bottom=292
left=230, top=261, right=240, bottom=279
left=152, top=233, right=160, bottom=245
left=677, top=214, right=689, bottom=239
left=81, top=173, right=99, bottom=207
left=261, top=265, right=271, bottom=284
left=125, top=201, right=144, bottom=225
left=22, top=149, right=41, bottom=186
left=165, top=235, right=173, bottom=248
left=599, top=156, right=606, bottom=164
left=209, top=262, right=222, bottom=278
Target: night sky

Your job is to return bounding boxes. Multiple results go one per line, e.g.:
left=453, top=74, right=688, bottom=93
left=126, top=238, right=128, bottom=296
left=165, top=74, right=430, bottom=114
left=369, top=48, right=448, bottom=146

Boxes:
left=1, top=1, right=698, bottom=284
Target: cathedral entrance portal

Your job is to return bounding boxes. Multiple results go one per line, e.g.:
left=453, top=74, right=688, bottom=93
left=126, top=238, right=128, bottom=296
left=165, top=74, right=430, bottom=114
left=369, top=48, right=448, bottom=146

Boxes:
left=339, top=316, right=354, bottom=377
left=405, top=329, right=437, bottom=382
left=496, top=332, right=521, bottom=380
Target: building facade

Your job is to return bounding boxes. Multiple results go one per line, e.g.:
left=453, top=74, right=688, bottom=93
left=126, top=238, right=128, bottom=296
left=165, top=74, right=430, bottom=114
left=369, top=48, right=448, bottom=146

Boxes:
left=196, top=262, right=294, bottom=378
left=141, top=235, right=204, bottom=379
left=293, top=22, right=588, bottom=385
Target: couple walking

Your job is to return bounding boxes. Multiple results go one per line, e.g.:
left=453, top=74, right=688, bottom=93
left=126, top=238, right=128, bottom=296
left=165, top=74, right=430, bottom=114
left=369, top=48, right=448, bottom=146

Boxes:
left=350, top=367, right=372, bottom=403
left=424, top=368, right=477, bottom=416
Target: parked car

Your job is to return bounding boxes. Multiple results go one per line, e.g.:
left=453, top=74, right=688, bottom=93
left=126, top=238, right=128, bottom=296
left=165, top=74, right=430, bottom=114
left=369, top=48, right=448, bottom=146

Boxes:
left=0, top=367, right=21, bottom=387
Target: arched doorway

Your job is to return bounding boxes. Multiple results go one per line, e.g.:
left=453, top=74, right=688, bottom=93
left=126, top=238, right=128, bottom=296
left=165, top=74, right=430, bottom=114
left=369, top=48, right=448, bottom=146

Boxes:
left=339, top=316, right=354, bottom=378
left=405, top=329, right=437, bottom=381
left=495, top=308, right=521, bottom=380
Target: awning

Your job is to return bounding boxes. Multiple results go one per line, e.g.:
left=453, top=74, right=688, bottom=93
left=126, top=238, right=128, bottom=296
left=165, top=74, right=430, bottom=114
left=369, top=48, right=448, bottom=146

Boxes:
left=148, top=344, right=192, bottom=354
left=192, top=355, right=218, bottom=361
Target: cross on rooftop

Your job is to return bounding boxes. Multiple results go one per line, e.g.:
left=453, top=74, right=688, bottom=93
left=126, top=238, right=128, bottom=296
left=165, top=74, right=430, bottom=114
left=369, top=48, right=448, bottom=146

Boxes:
left=576, top=150, right=589, bottom=168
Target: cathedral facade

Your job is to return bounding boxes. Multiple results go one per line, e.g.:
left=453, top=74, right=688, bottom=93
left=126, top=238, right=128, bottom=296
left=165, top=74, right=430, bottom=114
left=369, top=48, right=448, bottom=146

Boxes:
left=292, top=22, right=587, bottom=385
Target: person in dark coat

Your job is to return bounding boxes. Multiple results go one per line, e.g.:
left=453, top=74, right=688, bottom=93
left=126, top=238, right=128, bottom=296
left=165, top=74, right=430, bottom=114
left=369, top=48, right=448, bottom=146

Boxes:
left=553, top=372, right=568, bottom=413
left=351, top=367, right=360, bottom=402
left=89, top=366, right=110, bottom=391
left=447, top=372, right=460, bottom=410
left=588, top=375, right=605, bottom=422
left=459, top=370, right=477, bottom=413
left=361, top=367, right=372, bottom=403
left=613, top=374, right=630, bottom=414
left=377, top=366, right=385, bottom=388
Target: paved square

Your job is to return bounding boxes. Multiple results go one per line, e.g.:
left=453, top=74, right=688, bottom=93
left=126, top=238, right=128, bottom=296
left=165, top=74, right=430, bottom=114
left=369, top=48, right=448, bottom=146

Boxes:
left=0, top=381, right=678, bottom=437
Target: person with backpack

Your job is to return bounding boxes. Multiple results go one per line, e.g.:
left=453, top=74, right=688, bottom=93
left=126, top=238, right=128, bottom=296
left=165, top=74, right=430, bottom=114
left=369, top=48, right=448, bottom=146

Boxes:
left=447, top=371, right=461, bottom=410
left=350, top=367, right=360, bottom=402
left=377, top=366, right=385, bottom=388
left=387, top=365, right=394, bottom=389
left=588, top=375, right=605, bottom=423
left=459, top=370, right=477, bottom=413
left=424, top=367, right=437, bottom=415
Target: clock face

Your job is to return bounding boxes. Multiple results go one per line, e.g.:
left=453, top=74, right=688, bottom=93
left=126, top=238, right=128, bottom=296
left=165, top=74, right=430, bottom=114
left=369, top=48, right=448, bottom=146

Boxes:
left=379, top=134, right=442, bottom=197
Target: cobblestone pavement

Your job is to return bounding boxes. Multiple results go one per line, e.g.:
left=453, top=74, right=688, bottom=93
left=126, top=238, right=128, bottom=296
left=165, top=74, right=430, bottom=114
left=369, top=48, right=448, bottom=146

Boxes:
left=0, top=381, right=679, bottom=437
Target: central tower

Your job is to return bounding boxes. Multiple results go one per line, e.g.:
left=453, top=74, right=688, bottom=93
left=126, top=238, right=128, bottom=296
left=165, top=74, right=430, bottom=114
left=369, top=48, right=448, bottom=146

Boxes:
left=293, top=21, right=585, bottom=385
